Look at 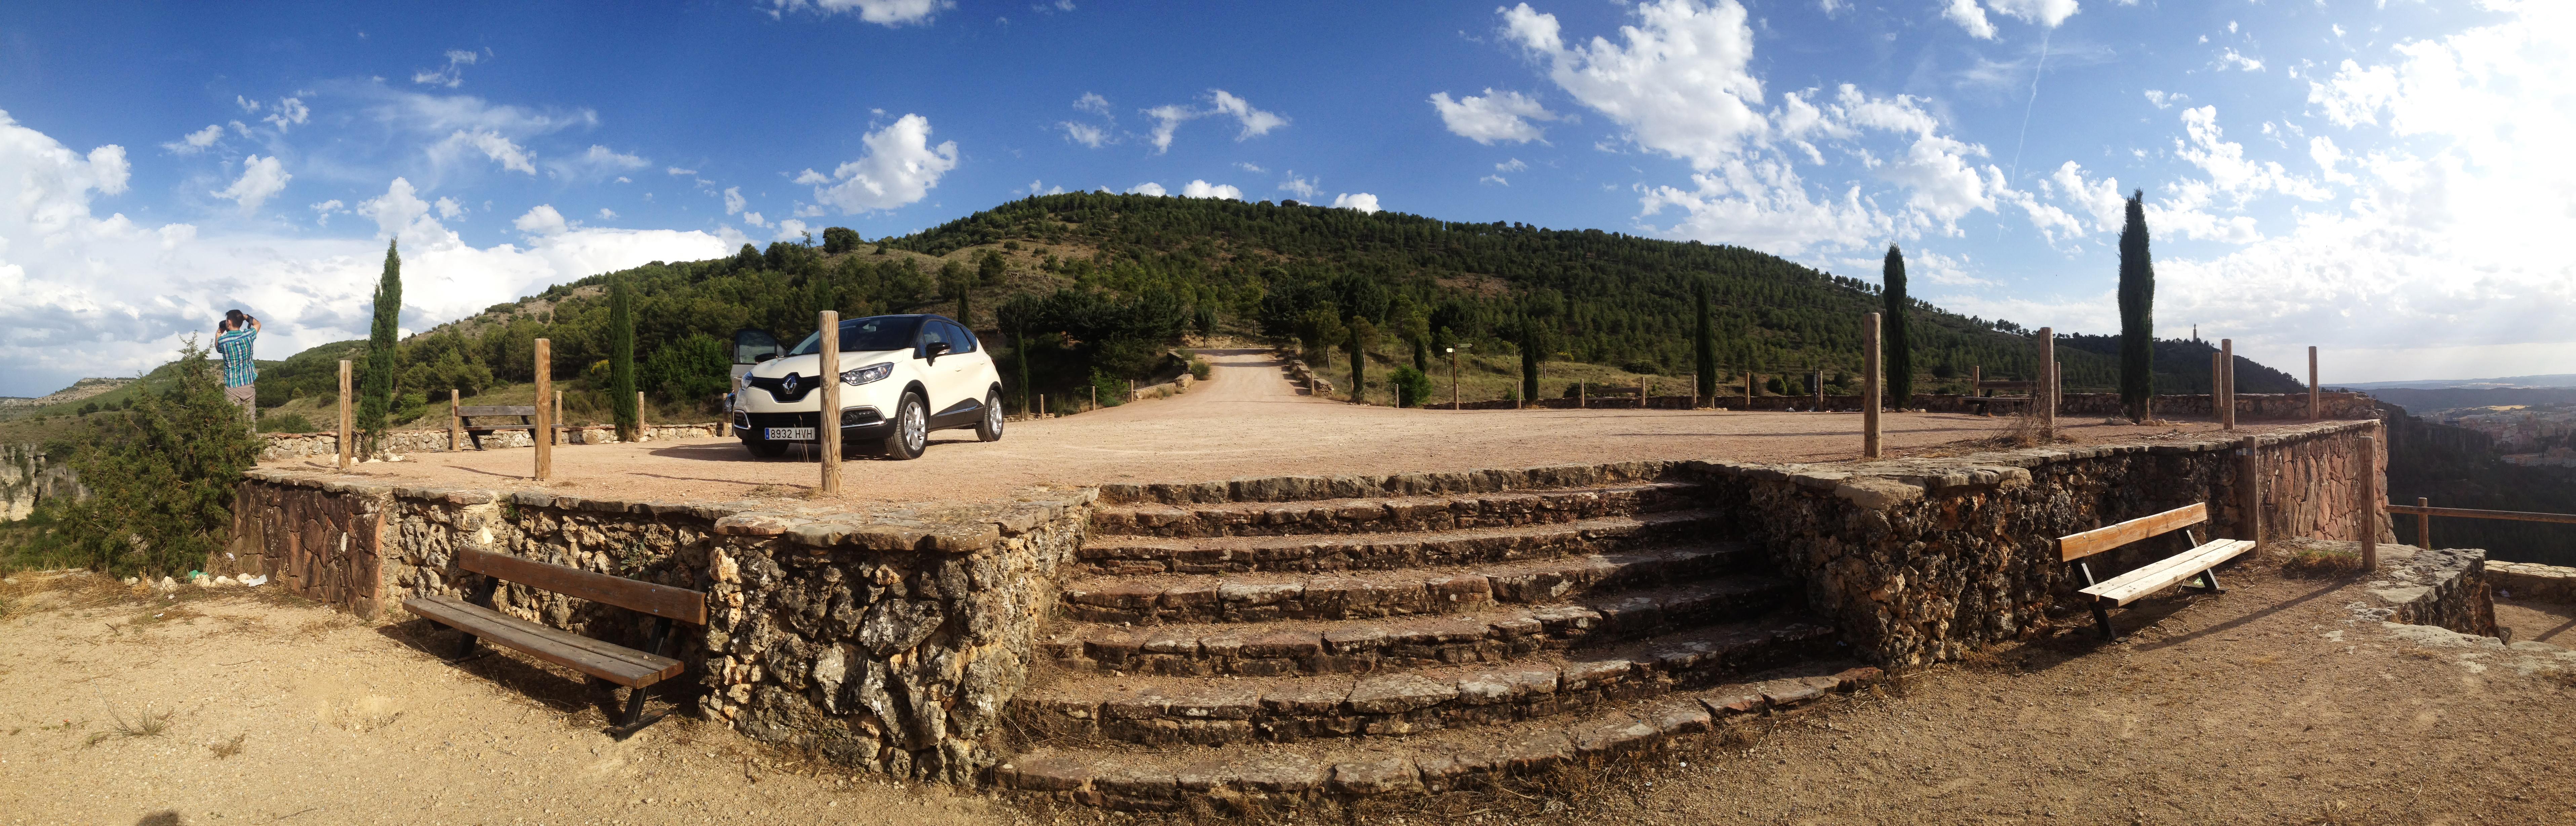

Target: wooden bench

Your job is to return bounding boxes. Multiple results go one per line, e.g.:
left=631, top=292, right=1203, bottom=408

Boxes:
left=405, top=548, right=707, bottom=736
left=2057, top=503, right=2254, bottom=640
left=454, top=405, right=544, bottom=450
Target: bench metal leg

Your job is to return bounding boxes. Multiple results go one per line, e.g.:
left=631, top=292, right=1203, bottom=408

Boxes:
left=606, top=616, right=675, bottom=739
left=2089, top=598, right=2119, bottom=641
left=2184, top=568, right=2227, bottom=594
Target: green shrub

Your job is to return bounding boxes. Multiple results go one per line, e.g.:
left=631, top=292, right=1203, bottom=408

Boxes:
left=52, top=337, right=265, bottom=577
left=1088, top=369, right=1130, bottom=408
left=1188, top=358, right=1212, bottom=381
left=638, top=335, right=731, bottom=408
left=1390, top=365, right=1433, bottom=408
left=257, top=412, right=316, bottom=434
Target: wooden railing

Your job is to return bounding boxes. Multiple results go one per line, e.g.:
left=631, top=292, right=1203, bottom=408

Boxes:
left=2383, top=499, right=2576, bottom=550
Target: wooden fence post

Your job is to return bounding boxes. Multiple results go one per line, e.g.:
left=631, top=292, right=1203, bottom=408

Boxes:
left=637, top=390, right=648, bottom=442
left=533, top=339, right=551, bottom=480
left=336, top=360, right=353, bottom=470
left=1863, top=313, right=1882, bottom=459
left=448, top=389, right=461, bottom=452
left=2038, top=327, right=2056, bottom=440
left=1640, top=376, right=1649, bottom=408
left=2416, top=497, right=2431, bottom=550
left=554, top=390, right=565, bottom=446
left=1813, top=370, right=1823, bottom=412
left=1578, top=380, right=1585, bottom=409
left=2221, top=338, right=2237, bottom=429
left=2318, top=348, right=2339, bottom=426
left=2241, top=435, right=2263, bottom=546
left=1742, top=372, right=1753, bottom=411
left=2359, top=431, right=2379, bottom=571
left=819, top=310, right=841, bottom=495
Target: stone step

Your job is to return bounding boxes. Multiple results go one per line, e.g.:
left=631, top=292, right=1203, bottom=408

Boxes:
left=1087, top=482, right=1705, bottom=539
left=1072, top=509, right=1727, bottom=576
left=1043, top=602, right=1830, bottom=678
left=1009, top=616, right=1840, bottom=748
left=997, top=661, right=1884, bottom=811
left=1093, top=462, right=1681, bottom=506
left=1058, top=546, right=1767, bottom=625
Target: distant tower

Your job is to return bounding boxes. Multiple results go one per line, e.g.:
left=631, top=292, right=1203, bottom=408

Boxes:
left=2192, top=324, right=2199, bottom=341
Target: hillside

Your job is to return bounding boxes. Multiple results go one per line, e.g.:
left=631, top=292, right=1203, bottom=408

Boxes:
left=9, top=193, right=2302, bottom=435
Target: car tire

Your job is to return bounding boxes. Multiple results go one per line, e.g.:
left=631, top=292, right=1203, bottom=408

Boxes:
left=881, top=392, right=928, bottom=460
left=975, top=390, right=1005, bottom=442
left=742, top=438, right=790, bottom=458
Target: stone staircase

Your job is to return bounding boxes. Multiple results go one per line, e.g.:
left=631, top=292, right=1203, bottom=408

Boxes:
left=995, top=472, right=1879, bottom=810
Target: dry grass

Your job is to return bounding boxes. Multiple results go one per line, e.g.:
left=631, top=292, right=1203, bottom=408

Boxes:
left=2283, top=548, right=2365, bottom=578
left=86, top=703, right=176, bottom=746
left=208, top=732, right=246, bottom=758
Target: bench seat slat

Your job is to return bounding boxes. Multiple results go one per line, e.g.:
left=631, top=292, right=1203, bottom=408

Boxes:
left=2080, top=539, right=2255, bottom=606
left=403, top=595, right=683, bottom=686
left=2060, top=503, right=2210, bottom=561
left=458, top=549, right=708, bottom=625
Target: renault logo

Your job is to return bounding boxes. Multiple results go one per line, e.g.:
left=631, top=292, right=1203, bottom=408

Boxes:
left=781, top=373, right=800, bottom=393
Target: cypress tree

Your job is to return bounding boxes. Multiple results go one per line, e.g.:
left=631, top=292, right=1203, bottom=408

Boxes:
left=1519, top=324, right=1542, bottom=404
left=609, top=276, right=639, bottom=441
left=1693, top=280, right=1716, bottom=405
left=1344, top=317, right=1378, bottom=404
left=1882, top=245, right=1913, bottom=406
left=357, top=240, right=401, bottom=455
left=2117, top=189, right=2156, bottom=421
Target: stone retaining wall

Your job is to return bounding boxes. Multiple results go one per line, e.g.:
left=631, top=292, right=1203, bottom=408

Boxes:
left=223, top=470, right=1091, bottom=784
left=2489, top=561, right=2576, bottom=603
left=259, top=423, right=724, bottom=461
left=2338, top=542, right=2499, bottom=637
left=1432, top=391, right=2376, bottom=418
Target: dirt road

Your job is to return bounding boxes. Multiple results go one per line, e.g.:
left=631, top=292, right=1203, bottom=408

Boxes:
left=287, top=349, right=2286, bottom=504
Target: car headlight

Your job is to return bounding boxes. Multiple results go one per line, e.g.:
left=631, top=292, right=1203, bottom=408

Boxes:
left=841, top=362, right=894, bottom=386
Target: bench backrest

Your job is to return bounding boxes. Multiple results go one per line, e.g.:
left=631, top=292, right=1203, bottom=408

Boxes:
left=457, top=548, right=708, bottom=624
left=2057, top=503, right=2207, bottom=562
left=457, top=405, right=538, bottom=418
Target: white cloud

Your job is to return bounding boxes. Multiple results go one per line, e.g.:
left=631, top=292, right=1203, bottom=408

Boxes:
left=433, top=197, right=464, bottom=220
left=1126, top=182, right=1168, bottom=196
left=1428, top=89, right=1562, bottom=144
left=310, top=199, right=346, bottom=226
left=793, top=202, right=826, bottom=217
left=742, top=211, right=768, bottom=228
left=547, top=144, right=649, bottom=180
left=514, top=204, right=570, bottom=236
left=806, top=113, right=960, bottom=212
left=1482, top=175, right=1510, bottom=186
left=430, top=129, right=537, bottom=175
left=2216, top=48, right=2264, bottom=73
left=1984, top=0, right=2078, bottom=28
left=1236, top=162, right=1265, bottom=173
left=1502, top=1, right=1766, bottom=169
left=1180, top=180, right=1244, bottom=200
left=597, top=207, right=617, bottom=220
left=235, top=96, right=261, bottom=113
left=1060, top=121, right=1110, bottom=148
left=1073, top=92, right=1110, bottom=114
left=771, top=0, right=952, bottom=26
left=2046, top=160, right=2124, bottom=230
left=88, top=146, right=129, bottom=196
left=775, top=218, right=810, bottom=242
left=1497, top=158, right=1529, bottom=173
left=722, top=186, right=747, bottom=215
left=2143, top=89, right=2186, bottom=110
left=214, top=155, right=290, bottom=213
left=667, top=166, right=697, bottom=176
left=262, top=97, right=310, bottom=132
left=1942, top=0, right=1998, bottom=40
left=1330, top=193, right=1380, bottom=213
left=1142, top=90, right=1287, bottom=153
left=1278, top=175, right=1320, bottom=199
left=165, top=124, right=224, bottom=154
left=2308, top=136, right=2356, bottom=185
left=413, top=49, right=481, bottom=88
left=2169, top=106, right=2329, bottom=210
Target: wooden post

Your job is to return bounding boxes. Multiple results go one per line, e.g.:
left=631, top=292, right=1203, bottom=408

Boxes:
left=1091, top=384, right=1098, bottom=412
left=448, top=390, right=461, bottom=452
left=2038, top=328, right=2056, bottom=440
left=1577, top=380, right=1585, bottom=409
left=2416, top=497, right=2431, bottom=550
left=1690, top=374, right=1697, bottom=409
left=533, top=339, right=551, bottom=480
left=2211, top=351, right=2224, bottom=421
left=554, top=390, right=565, bottom=446
left=1863, top=313, right=1882, bottom=459
left=2318, top=348, right=2339, bottom=426
left=1451, top=349, right=1461, bottom=410
left=2359, top=432, right=2378, bottom=571
left=1813, top=370, right=1823, bottom=412
left=336, top=360, right=353, bottom=470
left=2221, top=338, right=2237, bottom=430
left=636, top=390, right=648, bottom=442
left=2240, top=435, right=2263, bottom=547
left=1743, top=372, right=1753, bottom=410
left=1038, top=393, right=1046, bottom=418
left=818, top=310, right=841, bottom=496
left=1641, top=376, right=1649, bottom=408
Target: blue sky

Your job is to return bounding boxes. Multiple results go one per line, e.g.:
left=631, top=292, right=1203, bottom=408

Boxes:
left=0, top=0, right=2567, bottom=397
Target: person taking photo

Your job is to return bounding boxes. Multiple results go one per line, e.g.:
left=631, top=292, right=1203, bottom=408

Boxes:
left=216, top=309, right=260, bottom=425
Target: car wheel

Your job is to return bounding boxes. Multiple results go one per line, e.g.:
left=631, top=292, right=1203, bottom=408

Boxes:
left=742, top=438, right=789, bottom=458
left=975, top=390, right=1005, bottom=442
left=881, top=392, right=928, bottom=460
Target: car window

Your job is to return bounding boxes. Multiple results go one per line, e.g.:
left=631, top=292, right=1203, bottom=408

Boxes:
left=732, top=329, right=781, bottom=364
left=939, top=320, right=977, bottom=353
left=788, top=316, right=919, bottom=355
left=917, top=321, right=951, bottom=358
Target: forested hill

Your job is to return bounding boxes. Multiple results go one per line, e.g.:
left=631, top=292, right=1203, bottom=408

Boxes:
left=17, top=192, right=2289, bottom=435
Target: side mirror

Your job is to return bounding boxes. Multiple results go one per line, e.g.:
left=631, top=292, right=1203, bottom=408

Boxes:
left=925, top=341, right=953, bottom=362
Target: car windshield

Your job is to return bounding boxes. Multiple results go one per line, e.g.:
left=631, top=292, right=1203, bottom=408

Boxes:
left=788, top=316, right=918, bottom=355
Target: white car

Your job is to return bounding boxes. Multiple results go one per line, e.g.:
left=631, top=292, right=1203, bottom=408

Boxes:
left=730, top=313, right=1003, bottom=460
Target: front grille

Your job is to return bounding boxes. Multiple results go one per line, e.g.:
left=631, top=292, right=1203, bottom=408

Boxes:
left=744, top=412, right=820, bottom=431
left=746, top=374, right=817, bottom=403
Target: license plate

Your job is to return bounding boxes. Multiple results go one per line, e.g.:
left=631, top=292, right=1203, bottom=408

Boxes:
left=765, top=427, right=816, bottom=441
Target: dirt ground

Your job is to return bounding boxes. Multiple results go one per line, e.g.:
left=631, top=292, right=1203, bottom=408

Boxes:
left=7, top=547, right=2566, bottom=826
left=274, top=348, right=2318, bottom=505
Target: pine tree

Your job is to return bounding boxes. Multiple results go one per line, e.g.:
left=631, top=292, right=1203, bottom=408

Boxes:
left=357, top=240, right=401, bottom=455
left=2118, top=189, right=2156, bottom=421
left=1882, top=245, right=1913, bottom=406
left=1519, top=323, right=1543, bottom=404
left=1693, top=280, right=1716, bottom=405
left=1345, top=317, right=1378, bottom=404
left=609, top=276, right=639, bottom=442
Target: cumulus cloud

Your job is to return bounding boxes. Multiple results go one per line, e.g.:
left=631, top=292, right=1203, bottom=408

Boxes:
left=2216, top=48, right=2264, bottom=73
left=666, top=166, right=697, bottom=176
left=88, top=146, right=129, bottom=196
left=0, top=116, right=733, bottom=396
left=1330, top=193, right=1380, bottom=213
left=547, top=145, right=648, bottom=181
left=805, top=114, right=960, bottom=213
left=2144, top=89, right=2186, bottom=110
left=771, top=0, right=952, bottom=26
left=513, top=204, right=570, bottom=236
left=1180, top=180, right=1244, bottom=200
left=165, top=124, right=224, bottom=155
left=1984, top=0, right=2078, bottom=28
left=262, top=98, right=311, bottom=132
left=1126, top=182, right=1168, bottom=196
left=310, top=199, right=346, bottom=226
left=1060, top=122, right=1109, bottom=148
left=1428, top=89, right=1561, bottom=144
left=430, top=129, right=537, bottom=175
left=1942, top=0, right=1997, bottom=40
left=722, top=186, right=747, bottom=215
left=215, top=155, right=291, bottom=213
left=1502, top=1, right=1766, bottom=168
left=1142, top=90, right=1287, bottom=153
left=1277, top=175, right=1320, bottom=199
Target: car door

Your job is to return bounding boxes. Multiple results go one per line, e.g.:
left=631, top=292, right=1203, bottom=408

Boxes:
left=938, top=319, right=990, bottom=416
left=913, top=320, right=961, bottom=420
